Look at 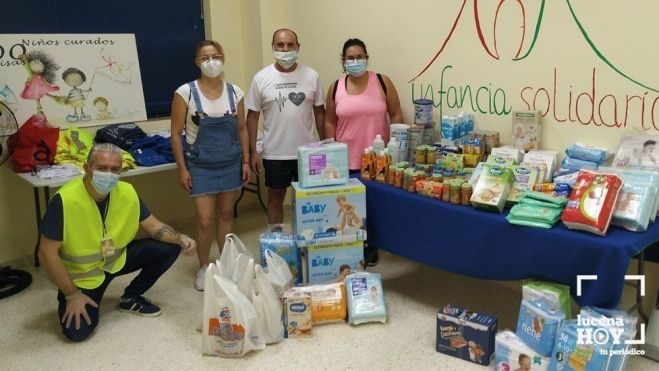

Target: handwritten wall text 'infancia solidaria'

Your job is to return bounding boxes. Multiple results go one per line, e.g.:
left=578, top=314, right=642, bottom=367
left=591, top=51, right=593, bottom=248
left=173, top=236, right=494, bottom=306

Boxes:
left=411, top=64, right=659, bottom=132
left=0, top=37, right=117, bottom=67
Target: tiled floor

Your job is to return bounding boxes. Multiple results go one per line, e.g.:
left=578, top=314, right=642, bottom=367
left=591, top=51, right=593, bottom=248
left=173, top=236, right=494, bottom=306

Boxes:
left=1, top=206, right=656, bottom=370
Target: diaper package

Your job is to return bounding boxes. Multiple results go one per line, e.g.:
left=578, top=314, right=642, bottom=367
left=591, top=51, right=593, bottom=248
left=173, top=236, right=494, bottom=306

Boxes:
left=495, top=330, right=551, bottom=371
left=259, top=231, right=302, bottom=284
left=291, top=178, right=366, bottom=236
left=297, top=232, right=365, bottom=284
left=548, top=320, right=610, bottom=371
left=345, top=272, right=387, bottom=325
left=297, top=139, right=349, bottom=188
left=561, top=170, right=624, bottom=236
left=290, top=282, right=347, bottom=324
left=516, top=297, right=565, bottom=356
left=436, top=304, right=497, bottom=366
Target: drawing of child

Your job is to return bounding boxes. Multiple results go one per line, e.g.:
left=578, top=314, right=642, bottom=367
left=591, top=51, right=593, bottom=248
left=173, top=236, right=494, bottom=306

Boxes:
left=336, top=194, right=363, bottom=232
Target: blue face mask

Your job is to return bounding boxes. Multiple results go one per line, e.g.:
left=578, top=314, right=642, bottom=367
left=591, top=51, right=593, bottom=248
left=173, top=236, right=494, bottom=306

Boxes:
left=344, top=59, right=367, bottom=77
left=273, top=50, right=298, bottom=69
left=91, top=171, right=120, bottom=195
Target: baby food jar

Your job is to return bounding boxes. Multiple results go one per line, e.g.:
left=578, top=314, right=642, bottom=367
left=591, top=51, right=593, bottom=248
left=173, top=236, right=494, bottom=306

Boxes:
left=394, top=167, right=404, bottom=188
left=415, top=145, right=427, bottom=165
left=426, top=146, right=437, bottom=164
left=461, top=182, right=473, bottom=206
left=449, top=179, right=462, bottom=205
left=442, top=179, right=451, bottom=202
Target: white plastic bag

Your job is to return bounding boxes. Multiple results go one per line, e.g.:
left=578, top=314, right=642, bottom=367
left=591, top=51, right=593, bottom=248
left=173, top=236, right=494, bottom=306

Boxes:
left=218, top=233, right=253, bottom=280
left=263, top=249, right=294, bottom=297
left=252, top=264, right=284, bottom=344
left=202, top=263, right=265, bottom=357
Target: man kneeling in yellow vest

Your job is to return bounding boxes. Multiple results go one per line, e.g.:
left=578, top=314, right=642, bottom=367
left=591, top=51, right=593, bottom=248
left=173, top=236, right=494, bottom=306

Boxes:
left=38, top=142, right=196, bottom=342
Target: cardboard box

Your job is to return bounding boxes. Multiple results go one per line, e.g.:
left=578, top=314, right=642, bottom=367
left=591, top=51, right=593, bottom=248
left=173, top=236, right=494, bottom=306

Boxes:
left=292, top=178, right=366, bottom=237
left=470, top=165, right=514, bottom=213
left=523, top=150, right=559, bottom=182
left=436, top=304, right=497, bottom=366
left=506, top=164, right=540, bottom=204
left=297, top=140, right=349, bottom=188
left=512, top=110, right=542, bottom=152
left=283, top=290, right=312, bottom=338
left=297, top=232, right=365, bottom=284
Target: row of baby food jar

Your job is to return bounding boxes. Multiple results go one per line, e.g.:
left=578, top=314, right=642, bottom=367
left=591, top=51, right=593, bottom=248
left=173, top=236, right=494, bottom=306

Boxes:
left=365, top=162, right=475, bottom=206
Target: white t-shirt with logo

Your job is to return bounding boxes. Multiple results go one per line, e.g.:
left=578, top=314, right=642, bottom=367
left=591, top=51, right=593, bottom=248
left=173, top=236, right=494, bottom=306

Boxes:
left=245, top=63, right=324, bottom=160
left=175, top=81, right=244, bottom=144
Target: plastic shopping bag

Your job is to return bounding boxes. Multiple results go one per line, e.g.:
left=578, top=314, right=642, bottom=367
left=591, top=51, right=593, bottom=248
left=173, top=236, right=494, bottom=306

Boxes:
left=218, top=233, right=253, bottom=281
left=252, top=264, right=284, bottom=344
left=263, top=249, right=294, bottom=297
left=202, top=263, right=265, bottom=357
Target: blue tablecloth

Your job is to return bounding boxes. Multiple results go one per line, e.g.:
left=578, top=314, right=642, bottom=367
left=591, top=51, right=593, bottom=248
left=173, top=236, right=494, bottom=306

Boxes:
left=361, top=178, right=659, bottom=308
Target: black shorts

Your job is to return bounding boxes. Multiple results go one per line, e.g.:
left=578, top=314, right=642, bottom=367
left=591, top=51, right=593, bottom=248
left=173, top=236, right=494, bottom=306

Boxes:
left=263, top=159, right=298, bottom=189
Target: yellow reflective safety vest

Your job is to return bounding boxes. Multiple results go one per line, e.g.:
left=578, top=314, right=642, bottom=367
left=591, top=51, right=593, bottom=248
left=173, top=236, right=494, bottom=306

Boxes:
left=57, top=178, right=140, bottom=289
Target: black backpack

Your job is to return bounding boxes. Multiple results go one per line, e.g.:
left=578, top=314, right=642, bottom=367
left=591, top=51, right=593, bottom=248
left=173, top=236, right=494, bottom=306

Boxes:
left=332, top=73, right=387, bottom=101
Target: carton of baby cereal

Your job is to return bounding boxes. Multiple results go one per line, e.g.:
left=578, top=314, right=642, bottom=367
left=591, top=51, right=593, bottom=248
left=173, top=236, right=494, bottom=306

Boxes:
left=470, top=165, right=514, bottom=213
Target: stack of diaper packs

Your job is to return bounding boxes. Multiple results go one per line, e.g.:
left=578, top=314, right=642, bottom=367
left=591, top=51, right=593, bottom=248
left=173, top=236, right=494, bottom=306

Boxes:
left=297, top=139, right=349, bottom=188
left=548, top=307, right=638, bottom=371
left=291, top=178, right=367, bottom=285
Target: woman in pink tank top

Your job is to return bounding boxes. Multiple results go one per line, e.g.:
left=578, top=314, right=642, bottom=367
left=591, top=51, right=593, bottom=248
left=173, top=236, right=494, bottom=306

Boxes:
left=324, top=38, right=403, bottom=172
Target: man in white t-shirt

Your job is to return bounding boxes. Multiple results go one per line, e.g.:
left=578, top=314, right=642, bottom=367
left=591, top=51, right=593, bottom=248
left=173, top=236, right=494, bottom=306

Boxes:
left=246, top=28, right=325, bottom=231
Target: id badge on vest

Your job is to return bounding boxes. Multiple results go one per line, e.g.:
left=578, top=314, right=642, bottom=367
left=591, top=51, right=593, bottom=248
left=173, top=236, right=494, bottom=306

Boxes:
left=101, top=235, right=115, bottom=259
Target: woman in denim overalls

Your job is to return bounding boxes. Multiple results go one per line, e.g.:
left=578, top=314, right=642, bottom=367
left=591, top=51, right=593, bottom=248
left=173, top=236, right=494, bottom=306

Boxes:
left=170, top=40, right=250, bottom=290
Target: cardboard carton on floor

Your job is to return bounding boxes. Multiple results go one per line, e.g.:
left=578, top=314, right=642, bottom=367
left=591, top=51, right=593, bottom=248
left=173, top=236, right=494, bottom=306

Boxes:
left=436, top=304, right=497, bottom=366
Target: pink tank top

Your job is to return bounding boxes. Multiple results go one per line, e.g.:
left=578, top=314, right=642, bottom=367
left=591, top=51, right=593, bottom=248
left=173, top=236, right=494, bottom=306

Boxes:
left=335, top=71, right=389, bottom=170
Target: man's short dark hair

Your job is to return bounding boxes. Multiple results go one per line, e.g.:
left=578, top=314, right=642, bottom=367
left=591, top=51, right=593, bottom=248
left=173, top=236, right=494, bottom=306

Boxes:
left=644, top=139, right=656, bottom=148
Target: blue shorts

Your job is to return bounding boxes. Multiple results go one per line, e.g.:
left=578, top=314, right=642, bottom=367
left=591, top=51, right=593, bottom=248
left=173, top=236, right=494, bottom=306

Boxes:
left=263, top=159, right=298, bottom=189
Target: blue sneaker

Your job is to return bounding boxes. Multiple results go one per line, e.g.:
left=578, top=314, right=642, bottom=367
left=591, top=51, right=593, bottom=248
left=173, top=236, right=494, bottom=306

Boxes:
left=118, top=296, right=162, bottom=317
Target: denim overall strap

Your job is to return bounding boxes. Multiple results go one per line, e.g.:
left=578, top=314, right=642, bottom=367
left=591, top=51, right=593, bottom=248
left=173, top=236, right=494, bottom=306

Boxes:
left=188, top=81, right=236, bottom=115
left=187, top=81, right=205, bottom=114
left=226, top=83, right=236, bottom=115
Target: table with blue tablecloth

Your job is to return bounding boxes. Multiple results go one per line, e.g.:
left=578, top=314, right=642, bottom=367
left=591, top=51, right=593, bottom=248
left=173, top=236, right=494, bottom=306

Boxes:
left=361, top=178, right=659, bottom=309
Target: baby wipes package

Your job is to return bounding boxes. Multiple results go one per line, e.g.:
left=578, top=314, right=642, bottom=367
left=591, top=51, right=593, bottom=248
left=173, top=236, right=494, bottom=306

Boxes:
left=291, top=178, right=366, bottom=237
left=345, top=272, right=387, bottom=325
left=495, top=330, right=551, bottom=371
left=436, top=304, right=497, bottom=366
left=259, top=231, right=302, bottom=285
left=297, top=139, right=349, bottom=188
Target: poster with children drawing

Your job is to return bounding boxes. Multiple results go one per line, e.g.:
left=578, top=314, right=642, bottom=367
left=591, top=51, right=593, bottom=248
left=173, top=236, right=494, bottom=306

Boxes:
left=0, top=34, right=146, bottom=128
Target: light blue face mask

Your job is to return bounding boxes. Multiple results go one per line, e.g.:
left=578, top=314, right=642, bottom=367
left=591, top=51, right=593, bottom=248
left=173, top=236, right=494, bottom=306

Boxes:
left=344, top=59, right=367, bottom=77
left=273, top=50, right=298, bottom=69
left=91, top=171, right=120, bottom=195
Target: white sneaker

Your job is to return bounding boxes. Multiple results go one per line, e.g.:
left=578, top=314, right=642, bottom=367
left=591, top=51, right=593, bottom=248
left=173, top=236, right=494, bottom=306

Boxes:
left=195, top=266, right=207, bottom=291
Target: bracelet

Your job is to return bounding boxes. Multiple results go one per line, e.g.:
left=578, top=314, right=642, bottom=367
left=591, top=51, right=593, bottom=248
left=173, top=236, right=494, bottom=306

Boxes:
left=65, top=290, right=82, bottom=301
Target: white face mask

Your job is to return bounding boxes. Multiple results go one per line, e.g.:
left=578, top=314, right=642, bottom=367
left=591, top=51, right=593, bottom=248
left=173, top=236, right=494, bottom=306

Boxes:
left=273, top=50, right=298, bottom=69
left=200, top=59, right=223, bottom=78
